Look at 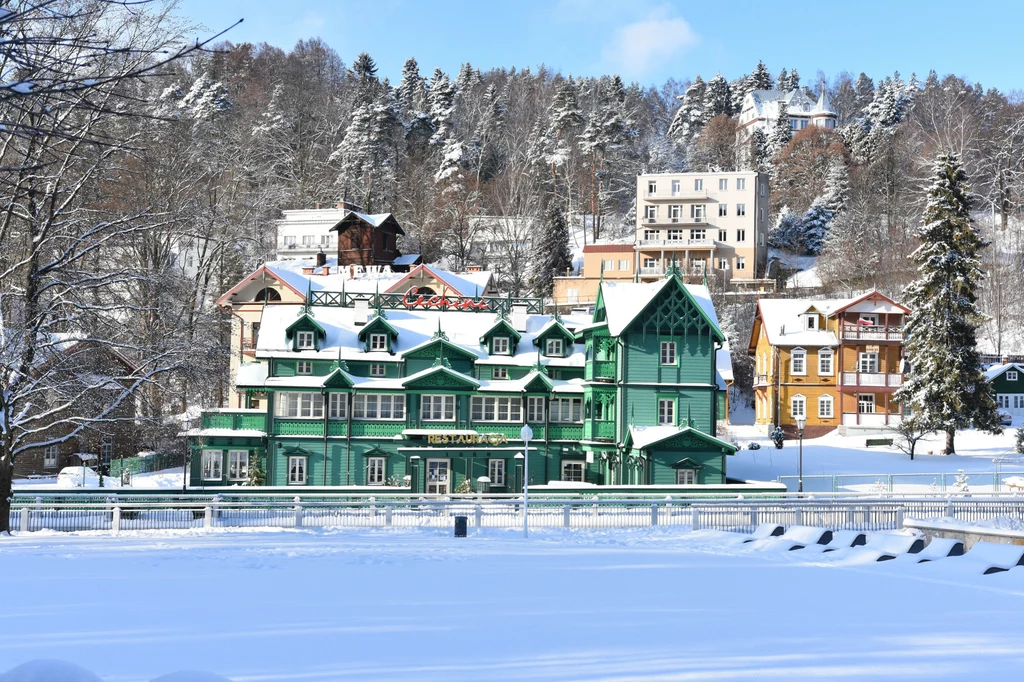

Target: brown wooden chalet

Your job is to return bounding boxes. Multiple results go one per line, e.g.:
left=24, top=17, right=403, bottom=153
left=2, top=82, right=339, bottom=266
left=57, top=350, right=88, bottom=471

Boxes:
left=331, top=211, right=404, bottom=266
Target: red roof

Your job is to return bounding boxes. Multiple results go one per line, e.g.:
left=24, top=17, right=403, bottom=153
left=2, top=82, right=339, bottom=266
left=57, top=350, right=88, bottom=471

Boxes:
left=584, top=244, right=634, bottom=253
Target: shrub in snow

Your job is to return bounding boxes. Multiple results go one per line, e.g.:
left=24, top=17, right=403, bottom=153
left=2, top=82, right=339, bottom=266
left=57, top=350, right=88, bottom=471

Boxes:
left=454, top=478, right=473, bottom=494
left=246, top=453, right=266, bottom=486
left=1016, top=428, right=1024, bottom=455
left=954, top=469, right=971, bottom=494
left=748, top=442, right=761, bottom=450
left=770, top=426, right=785, bottom=449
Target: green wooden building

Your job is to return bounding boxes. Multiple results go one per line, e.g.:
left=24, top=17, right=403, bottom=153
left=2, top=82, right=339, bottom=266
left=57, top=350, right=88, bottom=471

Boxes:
left=987, top=362, right=1024, bottom=420
left=186, top=271, right=738, bottom=492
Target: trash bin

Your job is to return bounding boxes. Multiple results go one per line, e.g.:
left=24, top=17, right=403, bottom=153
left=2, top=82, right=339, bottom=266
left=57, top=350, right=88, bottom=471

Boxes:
left=454, top=515, right=468, bottom=537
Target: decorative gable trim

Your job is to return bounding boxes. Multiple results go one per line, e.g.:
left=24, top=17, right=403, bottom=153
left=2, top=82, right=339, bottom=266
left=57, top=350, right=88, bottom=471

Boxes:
left=356, top=315, right=400, bottom=342
left=322, top=368, right=354, bottom=389
left=402, top=366, right=481, bottom=390
left=401, top=337, right=478, bottom=362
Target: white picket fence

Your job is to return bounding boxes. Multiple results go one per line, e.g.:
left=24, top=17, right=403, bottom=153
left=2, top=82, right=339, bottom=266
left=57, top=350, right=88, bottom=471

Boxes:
left=9, top=496, right=1024, bottom=534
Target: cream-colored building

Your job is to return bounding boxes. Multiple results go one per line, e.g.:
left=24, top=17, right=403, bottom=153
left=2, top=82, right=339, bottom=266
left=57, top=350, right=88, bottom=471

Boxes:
left=552, top=243, right=634, bottom=308
left=636, top=170, right=770, bottom=282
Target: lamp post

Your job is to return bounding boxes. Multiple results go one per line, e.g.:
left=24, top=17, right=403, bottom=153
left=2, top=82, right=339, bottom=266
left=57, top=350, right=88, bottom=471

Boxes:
left=520, top=424, right=533, bottom=538
left=796, top=417, right=806, bottom=494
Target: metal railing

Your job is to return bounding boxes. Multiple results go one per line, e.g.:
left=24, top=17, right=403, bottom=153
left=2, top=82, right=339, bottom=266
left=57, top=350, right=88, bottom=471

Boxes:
left=10, top=494, right=1024, bottom=534
left=777, top=470, right=1024, bottom=494
left=841, top=325, right=904, bottom=341
left=841, top=372, right=902, bottom=387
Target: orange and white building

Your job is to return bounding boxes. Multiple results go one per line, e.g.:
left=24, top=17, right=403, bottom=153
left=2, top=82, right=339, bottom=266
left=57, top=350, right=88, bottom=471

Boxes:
left=749, top=291, right=910, bottom=437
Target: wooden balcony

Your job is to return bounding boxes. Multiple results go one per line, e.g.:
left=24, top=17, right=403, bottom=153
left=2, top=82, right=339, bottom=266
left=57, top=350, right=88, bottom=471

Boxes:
left=841, top=325, right=904, bottom=342
left=840, top=372, right=902, bottom=391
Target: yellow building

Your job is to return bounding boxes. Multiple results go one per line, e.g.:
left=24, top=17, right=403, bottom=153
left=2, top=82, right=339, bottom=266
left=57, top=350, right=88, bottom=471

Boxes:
left=552, top=243, right=635, bottom=308
left=748, top=291, right=909, bottom=437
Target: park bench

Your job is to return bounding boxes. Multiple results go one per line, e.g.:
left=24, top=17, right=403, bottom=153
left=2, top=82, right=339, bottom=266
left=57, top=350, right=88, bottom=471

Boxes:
left=740, top=523, right=785, bottom=543
left=821, top=529, right=867, bottom=552
left=894, top=537, right=964, bottom=563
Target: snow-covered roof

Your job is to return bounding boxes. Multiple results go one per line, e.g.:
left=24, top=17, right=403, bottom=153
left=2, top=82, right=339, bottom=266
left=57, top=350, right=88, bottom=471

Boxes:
left=253, top=305, right=590, bottom=369
left=179, top=428, right=267, bottom=438
left=985, top=363, right=1024, bottom=382
left=236, top=363, right=269, bottom=386
left=716, top=348, right=733, bottom=390
left=599, top=280, right=720, bottom=338
left=755, top=298, right=844, bottom=347
left=743, top=88, right=835, bottom=119
left=627, top=425, right=736, bottom=452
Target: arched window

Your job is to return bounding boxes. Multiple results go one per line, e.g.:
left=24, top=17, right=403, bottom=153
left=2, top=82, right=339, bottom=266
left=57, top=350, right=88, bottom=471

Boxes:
left=818, top=395, right=834, bottom=419
left=790, top=395, right=806, bottom=419
left=416, top=286, right=436, bottom=296
left=254, top=287, right=282, bottom=302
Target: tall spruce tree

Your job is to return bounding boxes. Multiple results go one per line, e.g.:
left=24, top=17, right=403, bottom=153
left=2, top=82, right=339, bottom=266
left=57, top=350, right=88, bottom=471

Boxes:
left=750, top=60, right=772, bottom=90
left=894, top=153, right=1002, bottom=454
left=530, top=203, right=573, bottom=297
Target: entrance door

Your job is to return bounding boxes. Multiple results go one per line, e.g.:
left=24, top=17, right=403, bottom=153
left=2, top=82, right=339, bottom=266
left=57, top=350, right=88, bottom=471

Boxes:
left=426, top=459, right=450, bottom=494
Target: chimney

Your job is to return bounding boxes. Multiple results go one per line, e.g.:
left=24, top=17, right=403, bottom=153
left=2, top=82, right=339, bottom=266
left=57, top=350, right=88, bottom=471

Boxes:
left=467, top=264, right=482, bottom=273
left=511, top=303, right=528, bottom=333
left=314, top=202, right=321, bottom=210
left=1002, top=354, right=1010, bottom=365
left=315, top=249, right=327, bottom=268
left=353, top=298, right=369, bottom=326
left=321, top=266, right=330, bottom=276
left=301, top=267, right=315, bottom=275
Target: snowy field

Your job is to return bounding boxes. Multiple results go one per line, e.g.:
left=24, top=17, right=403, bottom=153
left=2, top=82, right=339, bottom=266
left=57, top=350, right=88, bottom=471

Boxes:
left=5, top=526, right=1024, bottom=681
left=729, top=426, right=1024, bottom=491
left=13, top=467, right=187, bottom=490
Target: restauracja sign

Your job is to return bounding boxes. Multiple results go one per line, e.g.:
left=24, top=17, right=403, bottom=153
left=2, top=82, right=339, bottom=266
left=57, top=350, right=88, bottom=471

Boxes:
left=426, top=432, right=510, bottom=445
left=402, top=286, right=490, bottom=311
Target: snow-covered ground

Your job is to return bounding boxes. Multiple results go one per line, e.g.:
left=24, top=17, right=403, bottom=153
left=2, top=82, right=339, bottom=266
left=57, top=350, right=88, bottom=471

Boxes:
left=14, top=467, right=187, bottom=490
left=729, top=425, right=1024, bottom=492
left=4, top=526, right=1024, bottom=681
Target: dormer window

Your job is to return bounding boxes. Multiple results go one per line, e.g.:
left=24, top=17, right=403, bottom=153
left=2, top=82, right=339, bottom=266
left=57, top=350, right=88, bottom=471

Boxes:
left=369, top=334, right=387, bottom=351
left=493, top=337, right=510, bottom=355
left=1008, top=370, right=1019, bottom=382
left=296, top=331, right=315, bottom=349
left=545, top=338, right=564, bottom=357
left=804, top=314, right=817, bottom=330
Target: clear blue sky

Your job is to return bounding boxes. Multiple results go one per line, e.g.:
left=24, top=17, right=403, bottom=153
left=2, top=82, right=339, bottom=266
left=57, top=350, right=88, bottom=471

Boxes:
left=178, top=0, right=1024, bottom=93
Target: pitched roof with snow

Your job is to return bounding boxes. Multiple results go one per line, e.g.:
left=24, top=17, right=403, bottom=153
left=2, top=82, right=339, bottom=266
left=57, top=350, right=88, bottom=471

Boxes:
left=985, top=363, right=1024, bottom=382
left=598, top=279, right=720, bottom=338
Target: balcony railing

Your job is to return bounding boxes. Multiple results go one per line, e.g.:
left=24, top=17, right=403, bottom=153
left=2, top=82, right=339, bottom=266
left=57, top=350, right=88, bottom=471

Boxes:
left=638, top=238, right=716, bottom=248
left=591, top=360, right=616, bottom=381
left=753, top=373, right=769, bottom=387
left=645, top=190, right=717, bottom=200
left=642, top=216, right=709, bottom=225
left=841, top=372, right=903, bottom=387
left=842, top=325, right=904, bottom=341
left=587, top=420, right=616, bottom=441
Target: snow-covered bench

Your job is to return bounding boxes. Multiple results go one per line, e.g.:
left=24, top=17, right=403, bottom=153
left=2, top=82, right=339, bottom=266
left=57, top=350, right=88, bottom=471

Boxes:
left=831, top=532, right=925, bottom=562
left=821, top=529, right=867, bottom=552
left=891, top=537, right=964, bottom=563
left=779, top=526, right=833, bottom=550
left=740, top=523, right=785, bottom=543
left=958, top=542, right=1024, bottom=575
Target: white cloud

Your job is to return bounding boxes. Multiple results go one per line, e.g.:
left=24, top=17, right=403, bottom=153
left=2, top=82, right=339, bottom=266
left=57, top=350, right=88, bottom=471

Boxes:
left=601, top=6, right=699, bottom=79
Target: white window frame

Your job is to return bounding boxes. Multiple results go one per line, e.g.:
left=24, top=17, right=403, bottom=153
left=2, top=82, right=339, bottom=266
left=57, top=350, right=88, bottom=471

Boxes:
left=735, top=256, right=746, bottom=271
left=1007, top=370, right=1019, bottom=382
left=691, top=204, right=706, bottom=221
left=492, top=367, right=509, bottom=380
left=561, top=460, right=585, bottom=482
left=658, top=398, right=676, bottom=425
left=202, top=450, right=222, bottom=481
left=288, top=456, right=307, bottom=485
left=421, top=394, right=456, bottom=422
left=296, top=331, right=315, bottom=349
left=736, top=229, right=746, bottom=243
left=328, top=393, right=347, bottom=419
left=690, top=228, right=706, bottom=241
left=369, top=333, right=388, bottom=351
left=670, top=179, right=680, bottom=196
left=602, top=258, right=615, bottom=271
left=718, top=229, right=727, bottom=241
left=296, top=360, right=312, bottom=375
left=736, top=203, right=746, bottom=216
left=643, top=257, right=657, bottom=270
left=43, top=444, right=59, bottom=469
left=660, top=341, right=677, bottom=366
left=471, top=396, right=522, bottom=423
left=804, top=315, right=817, bottom=330
left=492, top=336, right=510, bottom=355
left=736, top=178, right=746, bottom=191
left=618, top=259, right=630, bottom=271
left=527, top=396, right=545, bottom=423
left=275, top=392, right=325, bottom=419
left=791, top=348, right=807, bottom=376
left=367, top=456, right=386, bottom=485
left=227, top=450, right=249, bottom=481
left=858, top=352, right=878, bottom=374
left=718, top=204, right=728, bottom=217
left=369, top=363, right=386, bottom=377
left=647, top=180, right=657, bottom=196
left=488, top=459, right=506, bottom=487
left=353, top=393, right=405, bottom=420
left=718, top=178, right=728, bottom=191
left=858, top=394, right=876, bottom=414
left=818, top=350, right=833, bottom=376
left=550, top=397, right=583, bottom=423
left=790, top=395, right=806, bottom=419
left=644, top=205, right=657, bottom=220
left=694, top=179, right=703, bottom=191
left=545, top=338, right=564, bottom=357
left=818, top=395, right=834, bottom=419
left=643, top=229, right=658, bottom=241
left=676, top=469, right=697, bottom=485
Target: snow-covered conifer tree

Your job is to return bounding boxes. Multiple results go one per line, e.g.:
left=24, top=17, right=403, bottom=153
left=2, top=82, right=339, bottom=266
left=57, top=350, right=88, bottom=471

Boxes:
left=530, top=203, right=573, bottom=297
left=750, top=60, right=772, bottom=90
left=428, top=69, right=457, bottom=146
left=776, top=68, right=791, bottom=92
left=668, top=75, right=706, bottom=148
left=396, top=57, right=428, bottom=118
left=703, top=73, right=732, bottom=120
left=800, top=158, right=849, bottom=254
left=894, top=153, right=1002, bottom=454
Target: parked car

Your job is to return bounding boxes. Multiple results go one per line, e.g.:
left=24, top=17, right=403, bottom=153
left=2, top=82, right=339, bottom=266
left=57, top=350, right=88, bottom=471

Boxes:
left=56, top=466, right=101, bottom=487
left=998, top=410, right=1014, bottom=427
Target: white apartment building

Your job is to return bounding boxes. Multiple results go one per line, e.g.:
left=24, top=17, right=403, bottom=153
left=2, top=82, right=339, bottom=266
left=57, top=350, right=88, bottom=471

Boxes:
left=275, top=202, right=369, bottom=260
left=736, top=87, right=837, bottom=147
left=635, top=170, right=770, bottom=281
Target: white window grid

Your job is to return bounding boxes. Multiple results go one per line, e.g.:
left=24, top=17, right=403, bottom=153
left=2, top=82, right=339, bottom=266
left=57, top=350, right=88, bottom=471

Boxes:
left=288, top=456, right=306, bottom=485
left=275, top=392, right=325, bottom=418
left=790, top=395, right=806, bottom=419
left=550, top=398, right=582, bottom=423
left=227, top=450, right=249, bottom=480
left=328, top=393, right=347, bottom=419
left=370, top=363, right=386, bottom=377
left=297, top=360, right=312, bottom=375
left=660, top=341, right=677, bottom=366
left=369, top=334, right=388, bottom=351
left=676, top=469, right=696, bottom=485
left=353, top=393, right=405, bottom=420
left=492, top=367, right=509, bottom=380
left=421, top=395, right=456, bottom=421
left=471, top=396, right=522, bottom=422
left=818, top=395, right=834, bottom=418
left=296, top=331, right=315, bottom=349
left=202, top=450, right=222, bottom=481
left=658, top=399, right=675, bottom=425
left=545, top=338, right=564, bottom=357
left=818, top=351, right=833, bottom=376
left=791, top=349, right=806, bottom=376
left=43, top=445, right=59, bottom=469
left=492, top=337, right=510, bottom=354
left=367, top=457, right=386, bottom=485
left=561, top=461, right=585, bottom=482
left=488, top=459, right=506, bottom=487
left=527, top=397, right=545, bottom=422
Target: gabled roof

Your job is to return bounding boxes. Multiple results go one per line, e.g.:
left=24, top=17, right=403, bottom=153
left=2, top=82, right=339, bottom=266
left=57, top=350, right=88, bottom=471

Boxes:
left=330, top=210, right=406, bottom=235
left=216, top=265, right=307, bottom=306
left=322, top=367, right=355, bottom=389
left=479, top=317, right=522, bottom=343
left=385, top=263, right=492, bottom=297
left=521, top=371, right=554, bottom=393
left=626, top=425, right=737, bottom=454
left=285, top=312, right=326, bottom=339
left=599, top=277, right=723, bottom=341
left=402, top=364, right=481, bottom=390
left=750, top=290, right=908, bottom=349
left=985, top=363, right=1024, bottom=382
left=532, top=317, right=575, bottom=345
left=356, top=314, right=399, bottom=341
left=401, top=335, right=480, bottom=361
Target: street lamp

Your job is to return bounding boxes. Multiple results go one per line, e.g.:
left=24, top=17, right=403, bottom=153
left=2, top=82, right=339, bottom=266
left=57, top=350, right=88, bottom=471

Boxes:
left=796, top=417, right=806, bottom=494
left=520, top=424, right=534, bottom=538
